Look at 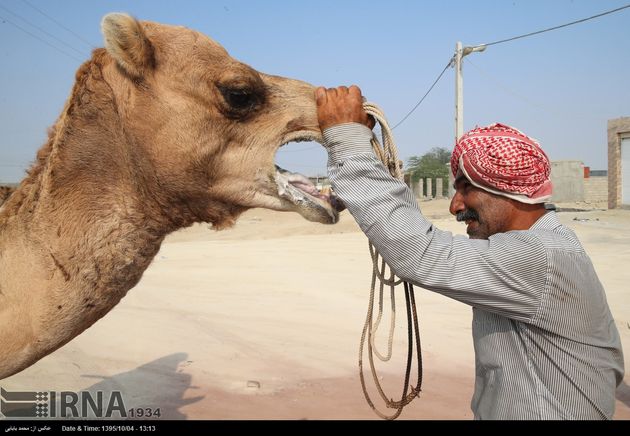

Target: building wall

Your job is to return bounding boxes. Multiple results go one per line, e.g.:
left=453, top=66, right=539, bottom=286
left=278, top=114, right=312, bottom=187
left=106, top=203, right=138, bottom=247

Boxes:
left=608, top=117, right=630, bottom=209
left=550, top=161, right=584, bottom=203
left=584, top=176, right=608, bottom=203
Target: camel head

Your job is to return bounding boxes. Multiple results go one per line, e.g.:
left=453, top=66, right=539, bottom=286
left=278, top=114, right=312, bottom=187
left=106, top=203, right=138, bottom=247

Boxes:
left=100, top=13, right=340, bottom=228
left=0, top=15, right=351, bottom=381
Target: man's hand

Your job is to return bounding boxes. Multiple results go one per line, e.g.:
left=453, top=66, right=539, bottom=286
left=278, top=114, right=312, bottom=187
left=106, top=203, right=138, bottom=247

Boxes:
left=315, top=85, right=375, bottom=131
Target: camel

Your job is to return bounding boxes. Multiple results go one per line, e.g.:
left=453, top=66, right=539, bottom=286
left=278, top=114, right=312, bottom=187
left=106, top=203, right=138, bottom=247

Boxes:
left=0, top=13, right=341, bottom=379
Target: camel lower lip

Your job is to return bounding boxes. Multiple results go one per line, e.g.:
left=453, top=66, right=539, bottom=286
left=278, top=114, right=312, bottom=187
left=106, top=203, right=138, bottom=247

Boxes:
left=274, top=165, right=340, bottom=224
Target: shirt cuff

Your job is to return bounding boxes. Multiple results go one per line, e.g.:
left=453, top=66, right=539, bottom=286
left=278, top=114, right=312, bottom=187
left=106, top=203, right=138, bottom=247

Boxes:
left=322, top=123, right=374, bottom=165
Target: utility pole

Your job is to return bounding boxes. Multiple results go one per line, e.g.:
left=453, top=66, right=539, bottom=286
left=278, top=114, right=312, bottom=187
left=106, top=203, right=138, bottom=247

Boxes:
left=454, top=42, right=486, bottom=145
left=450, top=41, right=486, bottom=197
left=454, top=41, right=464, bottom=147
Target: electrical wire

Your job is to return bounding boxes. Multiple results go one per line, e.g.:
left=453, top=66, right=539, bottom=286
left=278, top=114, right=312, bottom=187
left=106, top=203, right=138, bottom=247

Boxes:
left=391, top=58, right=453, bottom=130
left=0, top=13, right=83, bottom=63
left=3, top=3, right=629, bottom=177
left=0, top=4, right=88, bottom=58
left=471, top=3, right=630, bottom=49
left=21, top=0, right=95, bottom=50
left=390, top=4, right=630, bottom=131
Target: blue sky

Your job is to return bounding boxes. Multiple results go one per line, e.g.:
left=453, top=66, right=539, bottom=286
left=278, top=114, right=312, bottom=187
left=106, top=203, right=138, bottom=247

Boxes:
left=0, top=0, right=629, bottom=183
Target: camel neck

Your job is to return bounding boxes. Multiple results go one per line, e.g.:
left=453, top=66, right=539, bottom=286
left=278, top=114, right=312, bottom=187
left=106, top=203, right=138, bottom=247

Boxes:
left=2, top=166, right=168, bottom=292
left=0, top=172, right=168, bottom=379
left=0, top=52, right=216, bottom=379
left=0, top=53, right=178, bottom=306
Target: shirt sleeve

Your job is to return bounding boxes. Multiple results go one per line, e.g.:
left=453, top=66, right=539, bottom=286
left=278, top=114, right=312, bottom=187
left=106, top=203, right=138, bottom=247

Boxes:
left=324, top=123, right=548, bottom=322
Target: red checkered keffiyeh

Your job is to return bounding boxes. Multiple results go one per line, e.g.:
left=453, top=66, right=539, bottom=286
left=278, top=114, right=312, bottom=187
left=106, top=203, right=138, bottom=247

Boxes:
left=451, top=123, right=552, bottom=204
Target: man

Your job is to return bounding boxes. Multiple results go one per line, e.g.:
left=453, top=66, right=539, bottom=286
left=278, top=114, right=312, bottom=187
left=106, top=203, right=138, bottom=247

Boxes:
left=315, top=85, right=624, bottom=420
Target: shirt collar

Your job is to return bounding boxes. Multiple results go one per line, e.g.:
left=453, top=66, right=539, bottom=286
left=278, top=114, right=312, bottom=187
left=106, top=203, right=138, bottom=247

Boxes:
left=530, top=211, right=562, bottom=231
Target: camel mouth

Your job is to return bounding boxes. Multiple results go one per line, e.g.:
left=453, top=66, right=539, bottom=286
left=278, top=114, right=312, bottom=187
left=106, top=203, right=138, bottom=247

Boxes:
left=274, top=165, right=344, bottom=224
left=272, top=132, right=344, bottom=224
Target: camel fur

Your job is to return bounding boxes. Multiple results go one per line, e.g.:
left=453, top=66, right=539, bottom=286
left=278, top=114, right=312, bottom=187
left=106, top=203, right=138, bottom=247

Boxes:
left=0, top=13, right=336, bottom=379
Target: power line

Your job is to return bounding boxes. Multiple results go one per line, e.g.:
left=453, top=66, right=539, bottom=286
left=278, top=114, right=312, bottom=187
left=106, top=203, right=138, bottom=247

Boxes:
left=21, top=0, right=95, bottom=50
left=391, top=58, right=453, bottom=130
left=0, top=14, right=83, bottom=63
left=473, top=3, right=630, bottom=49
left=391, top=3, right=630, bottom=131
left=0, top=3, right=87, bottom=58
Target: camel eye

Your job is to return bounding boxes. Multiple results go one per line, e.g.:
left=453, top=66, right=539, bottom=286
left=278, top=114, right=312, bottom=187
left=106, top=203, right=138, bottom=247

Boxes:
left=226, top=90, right=253, bottom=108
left=219, top=87, right=257, bottom=111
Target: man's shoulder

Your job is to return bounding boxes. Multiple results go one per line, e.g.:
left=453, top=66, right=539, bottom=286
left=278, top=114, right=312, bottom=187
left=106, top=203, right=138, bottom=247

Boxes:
left=528, top=213, right=584, bottom=253
left=493, top=212, right=584, bottom=254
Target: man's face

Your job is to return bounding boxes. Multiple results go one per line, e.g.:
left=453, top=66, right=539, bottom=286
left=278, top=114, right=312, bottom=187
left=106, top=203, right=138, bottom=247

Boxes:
left=449, top=175, right=514, bottom=239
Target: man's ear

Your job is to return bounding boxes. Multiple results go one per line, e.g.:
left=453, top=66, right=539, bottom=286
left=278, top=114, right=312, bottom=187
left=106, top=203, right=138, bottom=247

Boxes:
left=101, top=13, right=155, bottom=79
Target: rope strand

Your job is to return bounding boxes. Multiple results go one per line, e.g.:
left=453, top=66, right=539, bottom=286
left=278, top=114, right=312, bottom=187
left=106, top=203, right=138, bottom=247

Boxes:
left=358, top=102, right=423, bottom=420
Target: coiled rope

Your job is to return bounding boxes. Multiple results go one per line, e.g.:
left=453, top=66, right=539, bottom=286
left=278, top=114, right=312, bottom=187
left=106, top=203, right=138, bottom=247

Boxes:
left=358, top=102, right=423, bottom=420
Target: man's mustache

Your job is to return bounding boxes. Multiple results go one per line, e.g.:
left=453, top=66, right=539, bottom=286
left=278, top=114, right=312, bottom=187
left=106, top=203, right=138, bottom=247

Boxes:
left=456, top=209, right=480, bottom=222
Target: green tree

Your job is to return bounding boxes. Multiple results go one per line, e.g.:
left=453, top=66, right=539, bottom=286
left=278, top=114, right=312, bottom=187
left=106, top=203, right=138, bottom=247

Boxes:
left=407, top=147, right=451, bottom=197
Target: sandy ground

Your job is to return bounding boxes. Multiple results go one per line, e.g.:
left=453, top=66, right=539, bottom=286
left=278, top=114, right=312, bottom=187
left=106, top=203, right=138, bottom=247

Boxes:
left=2, top=199, right=629, bottom=420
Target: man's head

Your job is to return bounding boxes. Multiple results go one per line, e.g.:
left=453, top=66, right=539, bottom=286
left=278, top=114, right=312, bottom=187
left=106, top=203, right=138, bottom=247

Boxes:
left=449, top=123, right=552, bottom=239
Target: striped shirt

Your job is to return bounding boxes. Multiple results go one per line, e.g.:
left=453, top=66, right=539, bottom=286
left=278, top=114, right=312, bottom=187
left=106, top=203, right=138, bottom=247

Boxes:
left=324, top=123, right=624, bottom=420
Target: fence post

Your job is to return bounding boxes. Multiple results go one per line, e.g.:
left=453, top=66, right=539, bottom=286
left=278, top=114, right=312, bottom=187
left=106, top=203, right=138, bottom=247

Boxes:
left=436, top=178, right=443, bottom=199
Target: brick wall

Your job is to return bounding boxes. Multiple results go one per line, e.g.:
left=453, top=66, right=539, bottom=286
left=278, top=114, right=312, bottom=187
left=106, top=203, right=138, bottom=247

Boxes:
left=608, top=117, right=630, bottom=208
left=583, top=176, right=608, bottom=203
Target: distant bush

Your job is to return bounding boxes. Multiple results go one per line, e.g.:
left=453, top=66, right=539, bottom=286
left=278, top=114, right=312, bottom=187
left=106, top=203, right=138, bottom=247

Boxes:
left=407, top=147, right=451, bottom=197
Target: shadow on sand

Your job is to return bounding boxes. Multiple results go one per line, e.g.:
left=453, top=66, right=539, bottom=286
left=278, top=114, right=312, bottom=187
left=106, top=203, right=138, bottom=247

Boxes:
left=81, top=352, right=204, bottom=419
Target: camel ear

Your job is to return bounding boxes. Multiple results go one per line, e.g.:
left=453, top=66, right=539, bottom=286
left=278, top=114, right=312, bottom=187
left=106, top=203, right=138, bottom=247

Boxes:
left=101, top=13, right=155, bottom=79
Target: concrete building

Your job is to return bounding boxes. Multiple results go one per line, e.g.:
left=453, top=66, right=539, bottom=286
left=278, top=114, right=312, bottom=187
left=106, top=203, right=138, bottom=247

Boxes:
left=550, top=161, right=585, bottom=203
left=550, top=161, right=609, bottom=205
left=608, top=117, right=630, bottom=209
